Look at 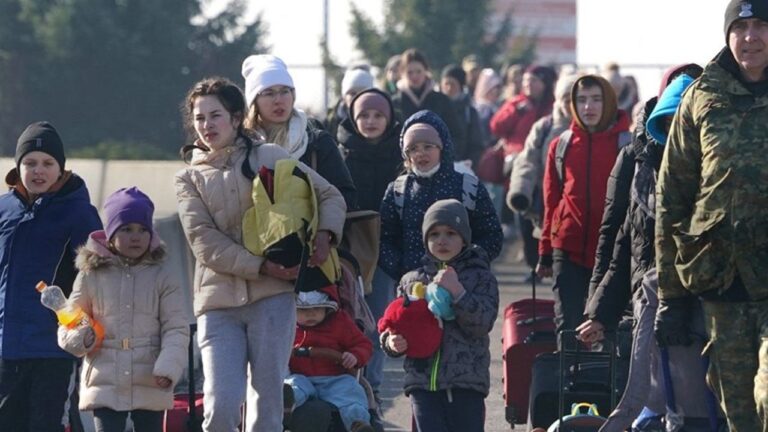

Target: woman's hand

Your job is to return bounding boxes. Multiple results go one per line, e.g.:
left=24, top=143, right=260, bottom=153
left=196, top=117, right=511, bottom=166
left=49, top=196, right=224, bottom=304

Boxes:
left=261, top=260, right=300, bottom=280
left=340, top=352, right=358, bottom=369
left=576, top=319, right=605, bottom=343
left=387, top=333, right=408, bottom=354
left=433, top=267, right=465, bottom=298
left=309, top=230, right=332, bottom=267
left=155, top=376, right=172, bottom=388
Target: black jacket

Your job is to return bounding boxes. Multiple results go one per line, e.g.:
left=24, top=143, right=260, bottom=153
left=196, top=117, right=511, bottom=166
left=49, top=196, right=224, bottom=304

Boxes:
left=448, top=93, right=484, bottom=166
left=300, top=125, right=357, bottom=210
left=393, top=85, right=465, bottom=154
left=588, top=98, right=657, bottom=299
left=337, top=119, right=403, bottom=212
left=586, top=99, right=663, bottom=329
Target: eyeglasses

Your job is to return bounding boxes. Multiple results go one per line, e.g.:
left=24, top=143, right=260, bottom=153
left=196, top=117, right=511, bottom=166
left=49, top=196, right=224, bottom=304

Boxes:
left=404, top=143, right=440, bottom=155
left=257, top=87, right=294, bottom=101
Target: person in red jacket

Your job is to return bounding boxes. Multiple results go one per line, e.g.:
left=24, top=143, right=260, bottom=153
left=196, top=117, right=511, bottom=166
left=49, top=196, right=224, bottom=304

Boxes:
left=536, top=75, right=629, bottom=342
left=286, top=288, right=374, bottom=432
left=490, top=65, right=557, bottom=156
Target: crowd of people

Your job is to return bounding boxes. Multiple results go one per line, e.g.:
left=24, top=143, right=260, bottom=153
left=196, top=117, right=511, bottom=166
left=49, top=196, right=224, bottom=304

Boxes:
left=1, top=0, right=767, bottom=431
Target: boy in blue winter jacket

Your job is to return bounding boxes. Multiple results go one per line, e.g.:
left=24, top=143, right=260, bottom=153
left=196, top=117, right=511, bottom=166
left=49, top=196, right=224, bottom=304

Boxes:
left=380, top=199, right=499, bottom=432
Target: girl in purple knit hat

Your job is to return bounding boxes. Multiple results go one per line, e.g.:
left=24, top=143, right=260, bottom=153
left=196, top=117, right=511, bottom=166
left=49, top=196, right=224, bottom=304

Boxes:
left=58, top=187, right=190, bottom=432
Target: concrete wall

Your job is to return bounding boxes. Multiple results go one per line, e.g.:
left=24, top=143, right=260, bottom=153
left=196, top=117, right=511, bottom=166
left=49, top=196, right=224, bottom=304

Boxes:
left=1, top=158, right=186, bottom=218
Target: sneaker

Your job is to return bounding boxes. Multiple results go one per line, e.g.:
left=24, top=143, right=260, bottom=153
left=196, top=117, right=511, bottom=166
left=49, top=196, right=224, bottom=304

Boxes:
left=350, top=420, right=375, bottom=432
left=282, top=383, right=295, bottom=427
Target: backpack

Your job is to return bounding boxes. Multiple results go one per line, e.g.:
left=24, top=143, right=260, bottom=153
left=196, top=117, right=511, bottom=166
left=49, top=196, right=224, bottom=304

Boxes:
left=554, top=130, right=632, bottom=188
left=392, top=172, right=479, bottom=219
left=241, top=158, right=341, bottom=293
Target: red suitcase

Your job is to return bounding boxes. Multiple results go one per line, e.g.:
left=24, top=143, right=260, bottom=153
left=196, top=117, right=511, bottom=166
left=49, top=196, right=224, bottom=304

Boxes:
left=502, top=270, right=556, bottom=426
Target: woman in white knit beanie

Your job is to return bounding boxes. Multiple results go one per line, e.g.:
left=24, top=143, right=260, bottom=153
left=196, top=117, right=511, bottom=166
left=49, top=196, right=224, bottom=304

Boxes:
left=241, top=54, right=357, bottom=209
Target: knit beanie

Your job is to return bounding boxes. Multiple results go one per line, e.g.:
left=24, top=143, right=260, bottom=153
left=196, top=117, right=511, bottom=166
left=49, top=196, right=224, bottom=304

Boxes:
left=422, top=199, right=471, bottom=247
left=351, top=91, right=391, bottom=124
left=402, top=123, right=442, bottom=157
left=441, top=64, right=466, bottom=88
left=103, top=187, right=155, bottom=240
left=724, top=0, right=768, bottom=42
left=296, top=290, right=339, bottom=312
left=341, top=68, right=374, bottom=96
left=15, top=121, right=66, bottom=172
left=646, top=74, right=695, bottom=145
left=241, top=54, right=295, bottom=107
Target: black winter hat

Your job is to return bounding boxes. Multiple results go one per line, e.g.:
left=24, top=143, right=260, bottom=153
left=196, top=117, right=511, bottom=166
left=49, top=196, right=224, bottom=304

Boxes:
left=724, top=0, right=768, bottom=42
left=441, top=64, right=466, bottom=88
left=15, top=121, right=66, bottom=171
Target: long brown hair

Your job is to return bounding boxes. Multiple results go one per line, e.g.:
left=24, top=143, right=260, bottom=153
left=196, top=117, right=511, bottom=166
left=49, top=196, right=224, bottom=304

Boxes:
left=180, top=77, right=248, bottom=160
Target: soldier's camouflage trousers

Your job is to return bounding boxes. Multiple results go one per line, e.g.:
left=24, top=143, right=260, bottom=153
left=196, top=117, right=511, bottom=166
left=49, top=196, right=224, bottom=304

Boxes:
left=702, top=299, right=768, bottom=432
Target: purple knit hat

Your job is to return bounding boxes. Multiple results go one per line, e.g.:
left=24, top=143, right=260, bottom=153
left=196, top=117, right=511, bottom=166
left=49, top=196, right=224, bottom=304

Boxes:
left=103, top=187, right=154, bottom=240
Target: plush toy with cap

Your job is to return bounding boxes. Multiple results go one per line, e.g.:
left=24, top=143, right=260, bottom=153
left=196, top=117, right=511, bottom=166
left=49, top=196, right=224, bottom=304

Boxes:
left=378, top=282, right=443, bottom=359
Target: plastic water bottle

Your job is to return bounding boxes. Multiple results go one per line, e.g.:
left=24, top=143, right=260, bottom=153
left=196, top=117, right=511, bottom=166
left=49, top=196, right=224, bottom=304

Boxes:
left=36, top=281, right=88, bottom=328
left=35, top=281, right=104, bottom=348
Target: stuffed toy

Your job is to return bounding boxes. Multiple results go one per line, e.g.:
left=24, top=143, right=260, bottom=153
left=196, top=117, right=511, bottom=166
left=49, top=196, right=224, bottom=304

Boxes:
left=378, top=282, right=443, bottom=359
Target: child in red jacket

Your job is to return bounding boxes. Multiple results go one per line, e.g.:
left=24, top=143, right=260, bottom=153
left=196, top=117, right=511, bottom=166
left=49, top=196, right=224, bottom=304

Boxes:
left=286, top=287, right=374, bottom=432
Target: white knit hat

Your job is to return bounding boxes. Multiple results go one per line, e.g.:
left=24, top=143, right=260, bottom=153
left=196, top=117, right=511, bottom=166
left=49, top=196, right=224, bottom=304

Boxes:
left=241, top=54, right=295, bottom=107
left=341, top=68, right=374, bottom=96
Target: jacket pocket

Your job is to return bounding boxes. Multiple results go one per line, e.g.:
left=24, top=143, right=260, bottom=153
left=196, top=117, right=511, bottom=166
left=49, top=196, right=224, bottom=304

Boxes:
left=672, top=210, right=727, bottom=293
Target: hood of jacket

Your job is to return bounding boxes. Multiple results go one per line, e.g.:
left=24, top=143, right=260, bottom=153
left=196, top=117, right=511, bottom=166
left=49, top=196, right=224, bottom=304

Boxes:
left=646, top=74, right=696, bottom=145
left=570, top=75, right=618, bottom=133
left=658, top=63, right=703, bottom=98
left=76, top=231, right=166, bottom=273
left=400, top=109, right=455, bottom=172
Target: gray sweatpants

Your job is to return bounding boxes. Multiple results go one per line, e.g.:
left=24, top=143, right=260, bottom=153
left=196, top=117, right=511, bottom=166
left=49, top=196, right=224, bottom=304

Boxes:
left=198, top=292, right=296, bottom=432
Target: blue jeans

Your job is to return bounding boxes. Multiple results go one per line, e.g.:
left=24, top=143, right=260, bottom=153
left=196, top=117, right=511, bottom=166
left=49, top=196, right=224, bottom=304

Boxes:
left=286, top=374, right=370, bottom=430
left=364, top=267, right=395, bottom=394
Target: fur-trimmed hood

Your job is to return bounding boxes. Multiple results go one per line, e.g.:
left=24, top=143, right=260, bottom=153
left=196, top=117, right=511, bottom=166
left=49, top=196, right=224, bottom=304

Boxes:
left=76, top=230, right=166, bottom=272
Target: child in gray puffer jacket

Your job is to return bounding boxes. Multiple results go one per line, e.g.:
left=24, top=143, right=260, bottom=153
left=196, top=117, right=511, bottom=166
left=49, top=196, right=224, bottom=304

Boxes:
left=380, top=199, right=498, bottom=432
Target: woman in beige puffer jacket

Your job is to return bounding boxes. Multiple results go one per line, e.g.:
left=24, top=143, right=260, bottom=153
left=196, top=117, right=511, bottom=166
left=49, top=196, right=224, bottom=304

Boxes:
left=175, top=77, right=346, bottom=432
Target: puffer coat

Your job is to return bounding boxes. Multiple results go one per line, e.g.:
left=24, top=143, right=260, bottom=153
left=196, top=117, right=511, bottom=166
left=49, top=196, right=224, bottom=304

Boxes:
left=61, top=232, right=190, bottom=411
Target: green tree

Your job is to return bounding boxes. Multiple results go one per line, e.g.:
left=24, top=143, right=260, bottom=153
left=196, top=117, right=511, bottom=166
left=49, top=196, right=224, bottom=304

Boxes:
left=349, top=0, right=534, bottom=72
left=0, top=0, right=267, bottom=159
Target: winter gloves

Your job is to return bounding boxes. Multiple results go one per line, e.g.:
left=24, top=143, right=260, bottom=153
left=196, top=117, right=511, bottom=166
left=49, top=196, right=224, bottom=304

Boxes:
left=654, top=296, right=694, bottom=347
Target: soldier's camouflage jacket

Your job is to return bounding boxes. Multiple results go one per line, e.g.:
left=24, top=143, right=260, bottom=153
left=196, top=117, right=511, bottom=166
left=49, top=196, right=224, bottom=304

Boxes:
left=656, top=59, right=768, bottom=300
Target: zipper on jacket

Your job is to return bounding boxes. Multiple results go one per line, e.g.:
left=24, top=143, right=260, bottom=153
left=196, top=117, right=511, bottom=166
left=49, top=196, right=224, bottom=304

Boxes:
left=429, top=348, right=441, bottom=391
left=582, top=134, right=592, bottom=261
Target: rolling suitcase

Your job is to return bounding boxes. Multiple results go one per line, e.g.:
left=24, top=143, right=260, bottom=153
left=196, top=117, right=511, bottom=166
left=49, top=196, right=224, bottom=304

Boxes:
left=502, top=269, right=556, bottom=425
left=164, top=323, right=203, bottom=432
left=529, top=330, right=626, bottom=431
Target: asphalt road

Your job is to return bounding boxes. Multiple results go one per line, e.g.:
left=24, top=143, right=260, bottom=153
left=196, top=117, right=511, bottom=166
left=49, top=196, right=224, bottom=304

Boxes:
left=376, top=239, right=554, bottom=432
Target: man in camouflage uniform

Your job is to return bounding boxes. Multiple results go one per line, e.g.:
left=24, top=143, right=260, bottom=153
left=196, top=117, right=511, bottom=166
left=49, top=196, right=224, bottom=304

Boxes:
left=655, top=1, right=768, bottom=430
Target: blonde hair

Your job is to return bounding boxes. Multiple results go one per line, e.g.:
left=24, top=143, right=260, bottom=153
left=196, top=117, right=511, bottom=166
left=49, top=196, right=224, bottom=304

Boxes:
left=244, top=103, right=294, bottom=145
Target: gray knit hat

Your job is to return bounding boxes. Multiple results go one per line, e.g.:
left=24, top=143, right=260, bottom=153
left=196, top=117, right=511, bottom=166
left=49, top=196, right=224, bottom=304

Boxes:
left=422, top=199, right=471, bottom=246
left=296, top=290, right=338, bottom=312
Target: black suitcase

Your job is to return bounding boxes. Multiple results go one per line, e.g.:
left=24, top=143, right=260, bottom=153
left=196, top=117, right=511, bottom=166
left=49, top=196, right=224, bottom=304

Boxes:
left=527, top=330, right=629, bottom=430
